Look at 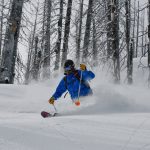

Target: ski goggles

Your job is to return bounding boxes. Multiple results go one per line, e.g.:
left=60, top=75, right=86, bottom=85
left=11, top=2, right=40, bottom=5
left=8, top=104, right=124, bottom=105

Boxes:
left=64, top=66, right=72, bottom=71
left=64, top=66, right=73, bottom=75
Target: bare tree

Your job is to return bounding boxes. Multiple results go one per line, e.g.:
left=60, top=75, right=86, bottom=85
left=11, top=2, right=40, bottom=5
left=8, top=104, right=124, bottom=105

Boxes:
left=24, top=0, right=39, bottom=84
left=54, top=0, right=64, bottom=71
left=92, top=17, right=98, bottom=66
left=135, top=1, right=139, bottom=58
left=76, top=0, right=84, bottom=66
left=24, top=34, right=33, bottom=84
left=0, top=0, right=24, bottom=84
left=43, top=0, right=51, bottom=79
left=113, top=0, right=120, bottom=83
left=141, top=10, right=145, bottom=56
left=107, top=0, right=112, bottom=58
left=108, top=0, right=120, bottom=83
left=132, top=0, right=136, bottom=58
left=148, top=0, right=150, bottom=86
left=32, top=36, right=39, bottom=81
left=126, top=0, right=133, bottom=84
left=41, top=0, right=46, bottom=54
left=82, top=0, right=93, bottom=63
left=61, top=0, right=73, bottom=67
left=0, top=0, right=4, bottom=58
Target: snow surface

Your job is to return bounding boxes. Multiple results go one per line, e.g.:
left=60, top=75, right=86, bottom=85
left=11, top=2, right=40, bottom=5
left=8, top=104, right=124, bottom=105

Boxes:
left=0, top=57, right=150, bottom=150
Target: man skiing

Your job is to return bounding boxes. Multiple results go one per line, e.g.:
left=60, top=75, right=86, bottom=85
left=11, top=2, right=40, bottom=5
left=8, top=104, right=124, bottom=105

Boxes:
left=48, top=59, right=95, bottom=106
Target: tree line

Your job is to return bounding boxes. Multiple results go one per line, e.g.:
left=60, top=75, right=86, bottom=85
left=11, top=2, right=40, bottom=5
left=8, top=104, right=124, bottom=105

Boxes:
left=0, top=0, right=150, bottom=85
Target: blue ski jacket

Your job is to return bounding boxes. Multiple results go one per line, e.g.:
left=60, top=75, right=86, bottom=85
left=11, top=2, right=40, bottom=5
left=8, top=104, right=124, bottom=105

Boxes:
left=52, top=70, right=95, bottom=101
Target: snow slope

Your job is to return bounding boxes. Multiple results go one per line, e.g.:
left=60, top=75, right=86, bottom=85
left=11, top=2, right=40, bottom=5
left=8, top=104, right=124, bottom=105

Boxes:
left=0, top=59, right=150, bottom=150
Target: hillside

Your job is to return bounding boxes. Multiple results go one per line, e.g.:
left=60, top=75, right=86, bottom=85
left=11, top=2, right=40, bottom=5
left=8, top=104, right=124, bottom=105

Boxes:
left=0, top=58, right=150, bottom=150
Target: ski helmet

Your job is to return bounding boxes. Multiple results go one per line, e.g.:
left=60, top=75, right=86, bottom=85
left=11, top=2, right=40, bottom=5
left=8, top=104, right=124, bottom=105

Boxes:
left=64, top=59, right=75, bottom=69
left=64, top=60, right=75, bottom=75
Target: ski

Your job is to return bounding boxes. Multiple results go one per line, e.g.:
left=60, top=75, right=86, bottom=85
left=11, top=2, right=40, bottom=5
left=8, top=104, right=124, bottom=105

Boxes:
left=41, top=111, right=58, bottom=118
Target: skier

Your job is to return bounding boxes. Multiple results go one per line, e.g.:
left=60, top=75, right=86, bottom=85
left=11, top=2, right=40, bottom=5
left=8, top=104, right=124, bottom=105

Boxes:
left=48, top=59, right=95, bottom=106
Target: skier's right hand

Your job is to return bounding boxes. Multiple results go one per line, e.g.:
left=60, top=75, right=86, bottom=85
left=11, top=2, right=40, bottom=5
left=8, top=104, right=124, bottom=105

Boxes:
left=48, top=97, right=55, bottom=105
left=80, top=64, right=87, bottom=71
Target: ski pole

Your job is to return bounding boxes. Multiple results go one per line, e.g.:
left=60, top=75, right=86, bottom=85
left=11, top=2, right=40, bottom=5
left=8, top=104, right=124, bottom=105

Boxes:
left=53, top=104, right=57, bottom=113
left=78, top=70, right=83, bottom=99
left=78, top=70, right=82, bottom=99
left=75, top=70, right=83, bottom=106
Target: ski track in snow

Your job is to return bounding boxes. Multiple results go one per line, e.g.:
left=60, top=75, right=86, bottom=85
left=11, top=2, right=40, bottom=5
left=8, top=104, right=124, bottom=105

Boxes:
left=1, top=61, right=150, bottom=150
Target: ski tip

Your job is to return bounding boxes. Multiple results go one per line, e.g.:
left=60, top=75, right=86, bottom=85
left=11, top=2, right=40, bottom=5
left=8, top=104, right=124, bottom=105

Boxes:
left=41, top=111, right=50, bottom=118
left=41, top=111, right=58, bottom=118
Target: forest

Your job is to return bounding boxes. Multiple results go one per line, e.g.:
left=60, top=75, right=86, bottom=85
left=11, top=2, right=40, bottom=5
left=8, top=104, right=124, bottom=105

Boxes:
left=0, top=0, right=150, bottom=85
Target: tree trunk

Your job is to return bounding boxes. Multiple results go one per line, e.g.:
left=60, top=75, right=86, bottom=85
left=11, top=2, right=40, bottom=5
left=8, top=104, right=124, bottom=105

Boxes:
left=82, top=0, right=93, bottom=63
left=76, top=0, right=84, bottom=66
left=61, top=0, right=73, bottom=67
left=141, top=11, right=145, bottom=56
left=135, top=1, right=139, bottom=58
left=148, top=44, right=150, bottom=83
left=112, top=0, right=120, bottom=83
left=92, top=17, right=98, bottom=66
left=43, top=0, right=51, bottom=79
left=32, top=36, right=39, bottom=81
left=0, top=0, right=24, bottom=84
left=128, top=39, right=133, bottom=84
left=126, top=0, right=133, bottom=84
left=148, top=0, right=150, bottom=87
left=41, top=0, right=46, bottom=54
left=107, top=0, right=112, bottom=58
left=0, top=0, right=4, bottom=58
left=106, top=0, right=120, bottom=82
left=24, top=1, right=39, bottom=84
left=24, top=34, right=33, bottom=84
left=54, top=0, right=63, bottom=71
left=132, top=0, right=136, bottom=58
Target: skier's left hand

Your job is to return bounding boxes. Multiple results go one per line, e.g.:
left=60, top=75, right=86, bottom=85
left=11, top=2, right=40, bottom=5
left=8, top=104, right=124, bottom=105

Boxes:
left=48, top=97, right=55, bottom=105
left=80, top=64, right=87, bottom=71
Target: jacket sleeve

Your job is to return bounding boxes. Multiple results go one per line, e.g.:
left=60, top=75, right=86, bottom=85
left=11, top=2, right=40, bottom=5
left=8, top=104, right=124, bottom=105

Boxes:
left=80, top=70, right=95, bottom=81
left=52, top=78, right=67, bottom=100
